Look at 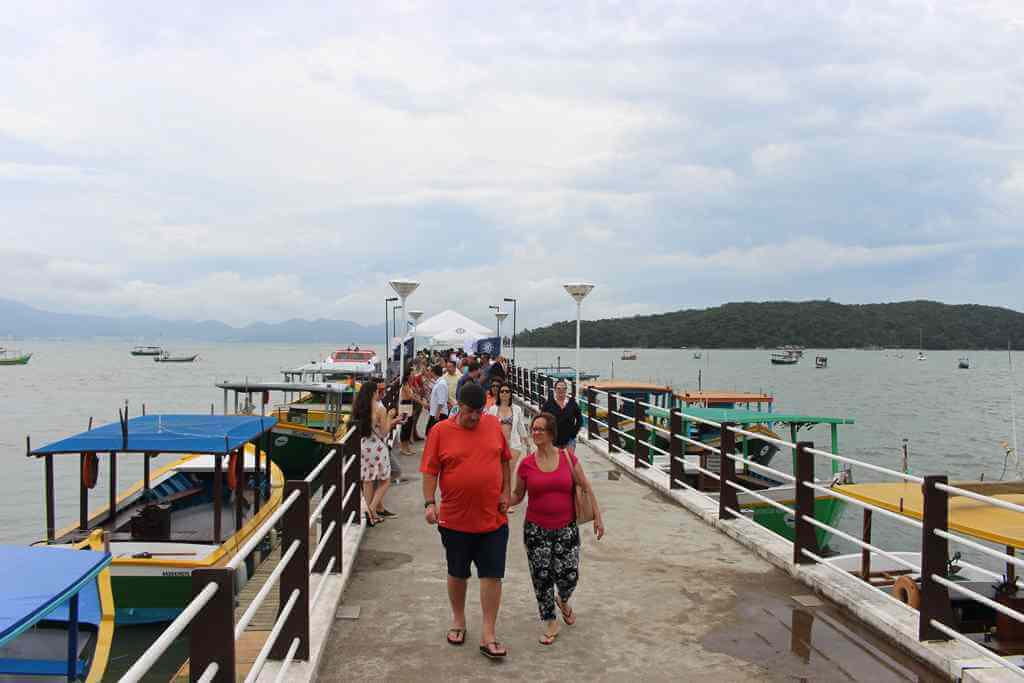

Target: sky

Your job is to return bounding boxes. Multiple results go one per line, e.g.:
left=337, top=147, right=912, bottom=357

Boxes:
left=2, top=1, right=1023, bottom=331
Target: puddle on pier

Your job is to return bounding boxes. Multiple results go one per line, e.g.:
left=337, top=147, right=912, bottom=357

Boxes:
left=701, top=574, right=939, bottom=682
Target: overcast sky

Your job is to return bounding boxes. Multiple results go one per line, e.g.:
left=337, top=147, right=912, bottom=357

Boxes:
left=2, top=2, right=1023, bottom=330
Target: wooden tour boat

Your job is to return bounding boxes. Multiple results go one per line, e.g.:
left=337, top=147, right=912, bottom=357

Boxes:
left=153, top=353, right=198, bottom=363
left=130, top=346, right=164, bottom=357
left=28, top=414, right=282, bottom=624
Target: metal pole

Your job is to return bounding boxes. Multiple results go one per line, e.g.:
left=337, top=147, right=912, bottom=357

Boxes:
left=384, top=299, right=389, bottom=380
left=398, top=301, right=408, bottom=386
left=574, top=300, right=581, bottom=397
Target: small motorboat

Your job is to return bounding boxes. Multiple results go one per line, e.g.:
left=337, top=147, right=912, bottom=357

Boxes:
left=692, top=351, right=702, bottom=360
left=770, top=352, right=799, bottom=365
left=130, top=345, right=164, bottom=357
left=153, top=353, right=199, bottom=363
left=815, top=355, right=828, bottom=369
left=620, top=350, right=638, bottom=360
left=958, top=357, right=970, bottom=369
left=0, top=349, right=31, bottom=365
left=917, top=351, right=927, bottom=361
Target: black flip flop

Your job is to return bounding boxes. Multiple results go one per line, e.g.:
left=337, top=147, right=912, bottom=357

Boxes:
left=446, top=628, right=466, bottom=646
left=479, top=641, right=508, bottom=659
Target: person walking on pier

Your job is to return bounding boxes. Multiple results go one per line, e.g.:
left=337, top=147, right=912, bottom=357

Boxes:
left=354, top=380, right=401, bottom=526
left=486, top=384, right=528, bottom=512
left=510, top=412, right=604, bottom=645
left=421, top=382, right=513, bottom=659
left=426, top=363, right=448, bottom=434
left=541, top=379, right=583, bottom=452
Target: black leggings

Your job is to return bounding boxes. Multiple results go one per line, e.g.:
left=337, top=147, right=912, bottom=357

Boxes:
left=524, top=521, right=580, bottom=621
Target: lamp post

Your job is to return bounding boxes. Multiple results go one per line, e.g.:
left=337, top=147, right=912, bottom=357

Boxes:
left=503, top=297, right=517, bottom=363
left=495, top=311, right=508, bottom=353
left=563, top=282, right=595, bottom=395
left=384, top=296, right=398, bottom=379
left=408, top=310, right=423, bottom=360
left=392, top=304, right=402, bottom=339
left=388, top=279, right=420, bottom=386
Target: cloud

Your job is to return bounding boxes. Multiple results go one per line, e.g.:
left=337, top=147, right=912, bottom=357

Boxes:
left=2, top=1, right=1024, bottom=330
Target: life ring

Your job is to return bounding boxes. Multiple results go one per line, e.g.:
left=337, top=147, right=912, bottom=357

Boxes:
left=891, top=575, right=921, bottom=609
left=82, top=452, right=99, bottom=489
left=226, top=451, right=240, bottom=491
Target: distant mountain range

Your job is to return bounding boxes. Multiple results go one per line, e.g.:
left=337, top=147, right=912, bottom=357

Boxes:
left=516, top=300, right=1024, bottom=350
left=0, top=298, right=381, bottom=343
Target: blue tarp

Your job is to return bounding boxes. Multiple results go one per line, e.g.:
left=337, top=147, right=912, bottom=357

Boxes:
left=30, top=414, right=279, bottom=456
left=0, top=546, right=111, bottom=646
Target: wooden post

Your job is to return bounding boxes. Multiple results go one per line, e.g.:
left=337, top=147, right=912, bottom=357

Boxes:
left=1008, top=547, right=1017, bottom=587
left=718, top=423, right=739, bottom=520
left=316, top=447, right=344, bottom=573
left=633, top=401, right=647, bottom=470
left=669, top=406, right=684, bottom=490
left=189, top=568, right=236, bottom=682
left=213, top=454, right=223, bottom=544
left=919, top=475, right=955, bottom=641
left=607, top=393, right=620, bottom=454
left=586, top=388, right=596, bottom=441
left=273, top=480, right=311, bottom=660
left=861, top=509, right=873, bottom=581
left=79, top=453, right=88, bottom=531
left=44, top=453, right=55, bottom=542
left=144, top=452, right=152, bottom=493
left=108, top=452, right=117, bottom=525
left=793, top=441, right=820, bottom=564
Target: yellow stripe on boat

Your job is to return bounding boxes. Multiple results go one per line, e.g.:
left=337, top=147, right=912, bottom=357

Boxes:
left=84, top=530, right=115, bottom=683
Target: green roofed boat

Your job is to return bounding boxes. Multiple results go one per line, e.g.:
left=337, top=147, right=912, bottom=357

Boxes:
left=582, top=381, right=855, bottom=549
left=0, top=348, right=32, bottom=365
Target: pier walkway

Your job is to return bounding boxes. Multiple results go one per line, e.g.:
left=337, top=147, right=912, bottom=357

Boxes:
left=317, top=440, right=931, bottom=682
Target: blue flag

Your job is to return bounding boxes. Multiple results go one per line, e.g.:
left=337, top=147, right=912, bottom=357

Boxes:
left=475, top=337, right=501, bottom=356
left=392, top=336, right=415, bottom=362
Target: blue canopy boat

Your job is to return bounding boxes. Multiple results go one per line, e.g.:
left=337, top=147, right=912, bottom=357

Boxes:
left=28, top=414, right=283, bottom=624
left=0, top=539, right=114, bottom=682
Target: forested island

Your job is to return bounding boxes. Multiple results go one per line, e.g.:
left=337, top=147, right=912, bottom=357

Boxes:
left=516, top=300, right=1024, bottom=350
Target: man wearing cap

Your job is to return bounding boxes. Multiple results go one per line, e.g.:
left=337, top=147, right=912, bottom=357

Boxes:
left=421, top=382, right=512, bottom=660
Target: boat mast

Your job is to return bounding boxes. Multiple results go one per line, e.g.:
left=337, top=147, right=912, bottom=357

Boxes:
left=1011, top=340, right=1020, bottom=477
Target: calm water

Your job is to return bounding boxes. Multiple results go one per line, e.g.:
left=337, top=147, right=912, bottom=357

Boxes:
left=0, top=341, right=1019, bottom=676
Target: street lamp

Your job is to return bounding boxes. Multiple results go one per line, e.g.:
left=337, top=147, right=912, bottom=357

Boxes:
left=563, top=282, right=595, bottom=396
left=494, top=311, right=508, bottom=350
left=391, top=304, right=402, bottom=340
left=408, top=310, right=423, bottom=359
left=503, top=297, right=517, bottom=363
left=389, top=279, right=420, bottom=385
left=384, top=296, right=398, bottom=378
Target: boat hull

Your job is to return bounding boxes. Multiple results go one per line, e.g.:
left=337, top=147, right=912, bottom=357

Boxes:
left=747, top=496, right=846, bottom=549
left=270, top=427, right=333, bottom=482
left=0, top=353, right=31, bottom=365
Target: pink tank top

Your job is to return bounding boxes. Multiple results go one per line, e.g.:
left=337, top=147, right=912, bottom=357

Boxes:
left=517, top=449, right=577, bottom=529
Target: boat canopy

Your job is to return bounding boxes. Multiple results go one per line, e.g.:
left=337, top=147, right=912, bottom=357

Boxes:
left=29, top=415, right=278, bottom=456
left=836, top=482, right=1024, bottom=548
left=676, top=406, right=854, bottom=426
left=217, top=381, right=350, bottom=394
left=0, top=545, right=111, bottom=646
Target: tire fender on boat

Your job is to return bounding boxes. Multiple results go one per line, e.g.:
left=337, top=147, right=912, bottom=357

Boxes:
left=82, top=452, right=99, bottom=489
left=891, top=575, right=921, bottom=609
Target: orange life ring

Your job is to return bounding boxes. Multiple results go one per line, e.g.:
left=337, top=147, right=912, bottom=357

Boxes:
left=82, top=452, right=99, bottom=489
left=227, top=451, right=240, bottom=491
left=892, top=575, right=921, bottom=609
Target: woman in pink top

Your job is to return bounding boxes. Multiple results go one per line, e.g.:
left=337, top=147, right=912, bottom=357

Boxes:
left=510, top=412, right=605, bottom=645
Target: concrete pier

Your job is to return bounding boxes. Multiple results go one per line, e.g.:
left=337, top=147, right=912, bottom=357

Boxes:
left=317, top=440, right=933, bottom=681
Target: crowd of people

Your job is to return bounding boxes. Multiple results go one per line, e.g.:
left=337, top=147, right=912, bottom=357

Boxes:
left=350, top=347, right=604, bottom=659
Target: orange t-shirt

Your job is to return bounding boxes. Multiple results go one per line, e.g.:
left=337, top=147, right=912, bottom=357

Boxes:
left=420, top=413, right=512, bottom=533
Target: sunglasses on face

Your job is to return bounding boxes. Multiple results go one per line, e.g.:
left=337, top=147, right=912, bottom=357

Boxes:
left=530, top=426, right=552, bottom=433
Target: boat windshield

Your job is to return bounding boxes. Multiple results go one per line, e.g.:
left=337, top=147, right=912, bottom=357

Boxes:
left=330, top=350, right=374, bottom=362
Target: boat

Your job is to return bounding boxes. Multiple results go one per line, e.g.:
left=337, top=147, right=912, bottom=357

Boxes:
left=28, top=414, right=283, bottom=624
left=621, top=350, right=637, bottom=360
left=815, top=355, right=828, bottom=369
left=283, top=346, right=379, bottom=383
left=959, top=357, right=970, bottom=369
left=770, top=351, right=799, bottom=365
left=0, top=348, right=32, bottom=365
left=130, top=346, right=164, bottom=357
left=217, top=380, right=352, bottom=481
left=0, top=534, right=114, bottom=683
left=778, top=345, right=804, bottom=358
left=917, top=329, right=926, bottom=361
left=153, top=353, right=198, bottom=363
left=693, top=351, right=702, bottom=360
left=533, top=356, right=599, bottom=382
left=582, top=380, right=853, bottom=548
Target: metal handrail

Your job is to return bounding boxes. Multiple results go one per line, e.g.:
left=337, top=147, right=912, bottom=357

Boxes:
left=935, top=482, right=1024, bottom=516
left=726, top=425, right=796, bottom=451
left=671, top=476, right=717, bottom=502
left=800, top=548, right=917, bottom=613
left=304, top=448, right=337, bottom=484
left=343, top=452, right=358, bottom=475
left=936, top=574, right=1024, bottom=625
left=309, top=521, right=337, bottom=571
left=588, top=416, right=609, bottom=428
left=609, top=409, right=634, bottom=421
left=803, top=481, right=923, bottom=530
left=235, top=540, right=301, bottom=638
left=342, top=509, right=359, bottom=538
left=196, top=662, right=219, bottom=683
left=274, top=638, right=302, bottom=683
left=310, top=555, right=338, bottom=609
left=934, top=528, right=1024, bottom=571
left=227, top=488, right=302, bottom=571
left=805, top=446, right=923, bottom=484
left=120, top=582, right=220, bottom=682
left=645, top=421, right=672, bottom=437
left=927, top=620, right=1024, bottom=679
left=688, top=462, right=721, bottom=481
left=800, top=514, right=920, bottom=572
left=309, top=484, right=337, bottom=526
left=725, top=479, right=794, bottom=516
left=724, top=451, right=795, bottom=482
left=674, top=433, right=721, bottom=454
left=610, top=427, right=636, bottom=442
left=245, top=588, right=301, bottom=683
left=341, top=481, right=358, bottom=509
left=678, top=411, right=722, bottom=428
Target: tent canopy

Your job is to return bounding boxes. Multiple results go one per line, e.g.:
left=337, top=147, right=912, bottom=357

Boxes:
left=413, top=310, right=493, bottom=345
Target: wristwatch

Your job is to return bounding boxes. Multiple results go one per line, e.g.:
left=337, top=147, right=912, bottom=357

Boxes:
left=424, top=500, right=436, bottom=508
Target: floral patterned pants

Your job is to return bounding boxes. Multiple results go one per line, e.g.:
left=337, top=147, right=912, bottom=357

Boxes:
left=524, top=520, right=580, bottom=621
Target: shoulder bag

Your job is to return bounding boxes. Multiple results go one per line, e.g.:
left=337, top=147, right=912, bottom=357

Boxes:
left=561, top=448, right=595, bottom=524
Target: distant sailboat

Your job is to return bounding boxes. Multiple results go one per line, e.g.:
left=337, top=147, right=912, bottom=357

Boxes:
left=917, top=328, right=926, bottom=361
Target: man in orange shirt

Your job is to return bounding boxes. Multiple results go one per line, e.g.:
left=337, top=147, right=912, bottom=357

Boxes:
left=421, top=382, right=512, bottom=660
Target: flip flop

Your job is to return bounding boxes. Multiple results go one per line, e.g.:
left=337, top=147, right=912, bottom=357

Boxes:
left=479, top=641, right=508, bottom=659
left=446, top=628, right=466, bottom=646
left=539, top=631, right=559, bottom=645
left=556, top=599, right=576, bottom=625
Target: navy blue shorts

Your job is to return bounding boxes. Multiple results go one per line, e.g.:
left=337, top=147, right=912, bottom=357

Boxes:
left=438, top=524, right=509, bottom=579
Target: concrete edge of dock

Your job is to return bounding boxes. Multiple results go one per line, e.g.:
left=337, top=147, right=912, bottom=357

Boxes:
left=255, top=521, right=366, bottom=683
left=585, top=436, right=1015, bottom=682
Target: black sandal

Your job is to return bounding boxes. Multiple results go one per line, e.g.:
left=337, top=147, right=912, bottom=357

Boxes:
left=446, top=628, right=466, bottom=646
left=479, top=641, right=507, bottom=659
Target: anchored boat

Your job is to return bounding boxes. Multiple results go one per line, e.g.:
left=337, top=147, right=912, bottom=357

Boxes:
left=0, top=534, right=114, bottom=683
left=771, top=351, right=799, bottom=365
left=217, top=380, right=352, bottom=481
left=130, top=346, right=164, bottom=357
left=958, top=357, right=970, bottom=370
left=816, top=355, right=828, bottom=369
left=28, top=414, right=282, bottom=624
left=283, top=346, right=379, bottom=383
left=153, top=353, right=198, bottom=363
left=621, top=350, right=637, bottom=360
left=0, top=348, right=31, bottom=365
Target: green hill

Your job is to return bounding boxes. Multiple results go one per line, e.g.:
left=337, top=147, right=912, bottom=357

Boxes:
left=516, top=300, right=1024, bottom=350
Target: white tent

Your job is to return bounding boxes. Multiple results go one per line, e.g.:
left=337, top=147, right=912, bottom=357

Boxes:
left=413, top=310, right=493, bottom=346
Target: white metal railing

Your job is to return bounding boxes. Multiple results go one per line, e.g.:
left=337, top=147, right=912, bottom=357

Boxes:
left=310, top=484, right=337, bottom=525
left=805, top=445, right=923, bottom=484
left=935, top=528, right=1024, bottom=571
left=727, top=425, right=796, bottom=451
left=803, top=481, right=922, bottom=530
left=678, top=410, right=722, bottom=428
left=235, top=540, right=301, bottom=637
left=936, top=482, right=1024, bottom=516
left=724, top=451, right=795, bottom=482
left=304, top=447, right=337, bottom=483
left=274, top=638, right=302, bottom=683
left=309, top=521, right=337, bottom=571
left=674, top=433, right=721, bottom=454
left=227, top=489, right=301, bottom=571
left=245, top=589, right=301, bottom=683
